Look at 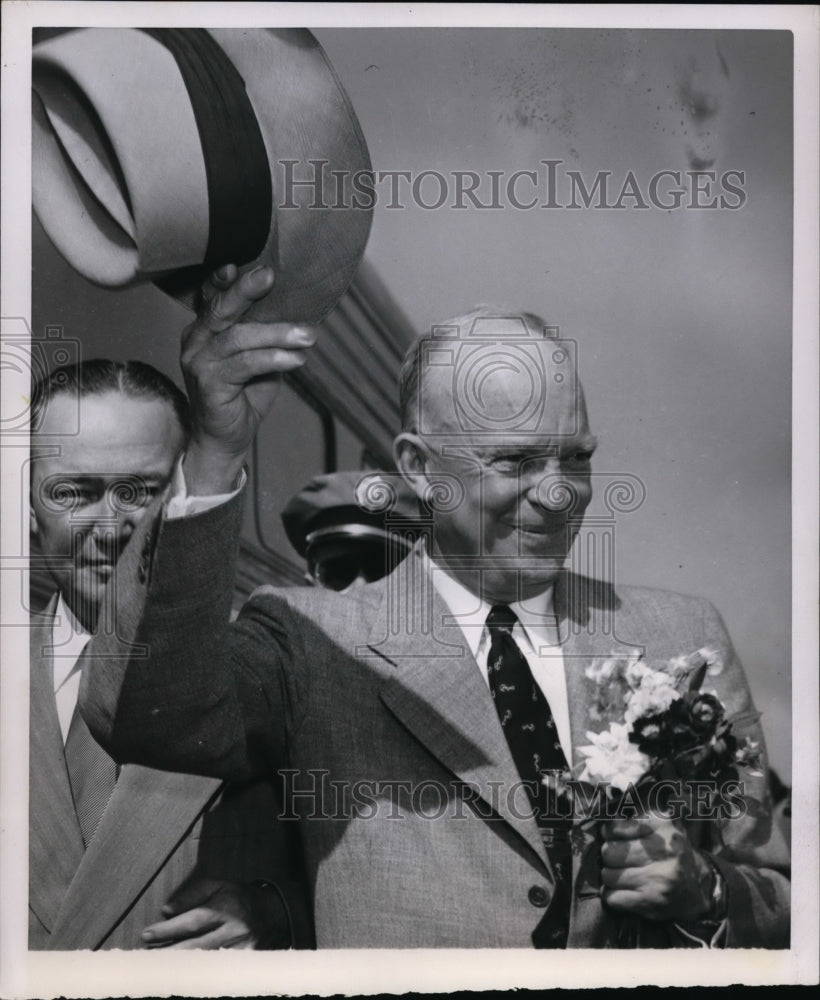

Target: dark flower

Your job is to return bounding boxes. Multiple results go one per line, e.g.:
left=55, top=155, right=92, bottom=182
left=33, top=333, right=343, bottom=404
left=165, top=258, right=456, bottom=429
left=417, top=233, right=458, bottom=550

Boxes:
left=629, top=712, right=675, bottom=757
left=687, top=693, right=724, bottom=736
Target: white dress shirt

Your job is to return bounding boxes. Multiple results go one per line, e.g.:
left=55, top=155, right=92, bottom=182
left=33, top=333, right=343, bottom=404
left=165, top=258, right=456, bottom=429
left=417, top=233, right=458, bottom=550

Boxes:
left=50, top=593, right=92, bottom=743
left=425, top=557, right=573, bottom=766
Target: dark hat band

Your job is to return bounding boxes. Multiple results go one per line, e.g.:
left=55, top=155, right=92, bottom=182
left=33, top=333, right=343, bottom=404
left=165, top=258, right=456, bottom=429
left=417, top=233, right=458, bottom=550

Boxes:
left=142, top=28, right=272, bottom=270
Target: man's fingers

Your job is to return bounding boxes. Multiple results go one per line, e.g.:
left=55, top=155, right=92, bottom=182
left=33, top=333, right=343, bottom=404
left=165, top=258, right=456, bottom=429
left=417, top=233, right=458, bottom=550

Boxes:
left=197, top=265, right=275, bottom=335
left=212, top=347, right=311, bottom=386
left=142, top=906, right=221, bottom=945
left=600, top=862, right=655, bottom=891
left=164, top=927, right=254, bottom=950
left=600, top=817, right=655, bottom=840
left=600, top=887, right=646, bottom=914
left=183, top=322, right=316, bottom=375
left=600, top=837, right=651, bottom=869
left=207, top=323, right=317, bottom=361
left=198, top=264, right=240, bottom=309
left=143, top=905, right=254, bottom=950
left=160, top=877, right=222, bottom=918
left=211, top=264, right=239, bottom=288
left=206, top=266, right=275, bottom=329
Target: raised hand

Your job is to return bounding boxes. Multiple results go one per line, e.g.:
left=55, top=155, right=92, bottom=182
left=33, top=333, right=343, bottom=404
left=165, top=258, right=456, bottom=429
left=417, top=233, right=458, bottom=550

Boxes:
left=180, top=264, right=317, bottom=495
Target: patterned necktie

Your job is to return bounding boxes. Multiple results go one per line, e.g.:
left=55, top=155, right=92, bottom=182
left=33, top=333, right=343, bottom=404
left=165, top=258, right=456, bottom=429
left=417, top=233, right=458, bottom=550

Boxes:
left=64, top=700, right=118, bottom=847
left=486, top=604, right=572, bottom=948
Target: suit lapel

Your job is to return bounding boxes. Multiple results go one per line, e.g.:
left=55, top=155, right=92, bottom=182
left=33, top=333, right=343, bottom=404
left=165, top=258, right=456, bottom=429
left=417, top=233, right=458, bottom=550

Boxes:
left=554, top=570, right=641, bottom=755
left=28, top=599, right=86, bottom=934
left=370, top=550, right=550, bottom=874
left=48, top=765, right=222, bottom=949
left=554, top=572, right=650, bottom=941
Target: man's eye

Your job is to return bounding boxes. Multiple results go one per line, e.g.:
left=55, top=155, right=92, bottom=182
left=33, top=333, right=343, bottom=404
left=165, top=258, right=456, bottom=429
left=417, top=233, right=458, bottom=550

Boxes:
left=40, top=479, right=95, bottom=511
left=108, top=478, right=152, bottom=511
left=567, top=450, right=594, bottom=465
left=490, top=451, right=544, bottom=472
left=489, top=454, right=529, bottom=473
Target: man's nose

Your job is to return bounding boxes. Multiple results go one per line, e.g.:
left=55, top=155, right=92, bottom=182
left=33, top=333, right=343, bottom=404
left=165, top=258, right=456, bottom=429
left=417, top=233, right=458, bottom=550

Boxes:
left=86, top=492, right=144, bottom=542
left=526, top=466, right=589, bottom=515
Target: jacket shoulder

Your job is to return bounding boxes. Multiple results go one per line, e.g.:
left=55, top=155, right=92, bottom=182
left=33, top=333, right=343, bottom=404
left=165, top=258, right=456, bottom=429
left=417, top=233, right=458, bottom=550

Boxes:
left=567, top=572, right=714, bottom=611
left=241, top=579, right=382, bottom=633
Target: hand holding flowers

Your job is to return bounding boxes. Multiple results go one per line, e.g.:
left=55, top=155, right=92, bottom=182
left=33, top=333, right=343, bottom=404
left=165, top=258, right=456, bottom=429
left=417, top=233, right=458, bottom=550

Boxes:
left=569, top=646, right=761, bottom=937
left=599, top=813, right=715, bottom=923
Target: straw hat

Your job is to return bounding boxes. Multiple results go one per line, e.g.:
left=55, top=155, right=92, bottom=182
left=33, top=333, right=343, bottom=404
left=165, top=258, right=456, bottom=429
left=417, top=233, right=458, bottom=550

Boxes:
left=32, top=27, right=373, bottom=323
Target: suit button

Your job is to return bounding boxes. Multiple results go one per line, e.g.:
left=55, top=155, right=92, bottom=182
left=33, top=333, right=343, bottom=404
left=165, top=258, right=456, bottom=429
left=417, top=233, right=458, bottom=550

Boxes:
left=528, top=885, right=548, bottom=908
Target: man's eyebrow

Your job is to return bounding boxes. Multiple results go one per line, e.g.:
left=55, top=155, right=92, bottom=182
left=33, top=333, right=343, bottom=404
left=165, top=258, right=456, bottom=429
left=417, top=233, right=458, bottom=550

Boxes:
left=49, top=472, right=169, bottom=485
left=479, top=445, right=550, bottom=459
left=488, top=436, right=599, bottom=454
left=44, top=473, right=100, bottom=485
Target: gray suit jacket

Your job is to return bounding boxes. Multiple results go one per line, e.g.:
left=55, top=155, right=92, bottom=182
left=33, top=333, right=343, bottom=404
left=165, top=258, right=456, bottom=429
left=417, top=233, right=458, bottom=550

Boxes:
left=30, top=596, right=311, bottom=950
left=82, top=493, right=790, bottom=948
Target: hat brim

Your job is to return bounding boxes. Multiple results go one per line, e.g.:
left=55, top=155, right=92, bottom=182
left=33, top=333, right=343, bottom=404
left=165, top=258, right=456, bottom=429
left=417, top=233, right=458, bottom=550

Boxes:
left=32, top=28, right=373, bottom=324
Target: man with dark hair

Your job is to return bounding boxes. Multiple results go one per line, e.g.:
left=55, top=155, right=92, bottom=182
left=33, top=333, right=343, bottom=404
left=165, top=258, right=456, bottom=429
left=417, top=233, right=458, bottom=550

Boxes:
left=30, top=357, right=192, bottom=437
left=30, top=360, right=190, bottom=631
left=29, top=358, right=310, bottom=950
left=81, top=267, right=789, bottom=948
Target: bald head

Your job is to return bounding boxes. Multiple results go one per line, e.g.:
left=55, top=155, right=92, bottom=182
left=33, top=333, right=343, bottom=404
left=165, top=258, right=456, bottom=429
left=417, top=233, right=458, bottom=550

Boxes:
left=398, top=305, right=586, bottom=440
left=394, top=307, right=596, bottom=602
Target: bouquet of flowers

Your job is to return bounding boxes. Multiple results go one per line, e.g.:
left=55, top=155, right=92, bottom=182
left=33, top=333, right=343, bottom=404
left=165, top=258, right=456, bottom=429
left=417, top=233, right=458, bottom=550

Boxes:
left=566, top=647, right=763, bottom=948
left=576, top=647, right=762, bottom=803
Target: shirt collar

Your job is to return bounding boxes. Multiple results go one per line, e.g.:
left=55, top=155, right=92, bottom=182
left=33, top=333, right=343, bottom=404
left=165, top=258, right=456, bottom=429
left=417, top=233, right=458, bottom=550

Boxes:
left=52, top=593, right=92, bottom=693
left=423, top=553, right=557, bottom=660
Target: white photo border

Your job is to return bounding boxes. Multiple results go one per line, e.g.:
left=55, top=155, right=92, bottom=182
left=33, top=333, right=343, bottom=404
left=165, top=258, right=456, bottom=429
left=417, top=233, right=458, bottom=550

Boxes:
left=2, top=3, right=817, bottom=996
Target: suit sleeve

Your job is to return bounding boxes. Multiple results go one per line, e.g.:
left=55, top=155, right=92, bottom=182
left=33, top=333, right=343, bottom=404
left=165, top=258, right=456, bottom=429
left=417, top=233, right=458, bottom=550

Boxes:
left=182, top=778, right=315, bottom=949
left=692, top=598, right=791, bottom=948
left=80, top=488, right=305, bottom=782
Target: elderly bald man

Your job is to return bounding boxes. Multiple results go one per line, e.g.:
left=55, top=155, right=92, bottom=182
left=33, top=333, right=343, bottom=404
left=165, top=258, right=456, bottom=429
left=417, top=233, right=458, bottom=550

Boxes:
left=80, top=265, right=789, bottom=949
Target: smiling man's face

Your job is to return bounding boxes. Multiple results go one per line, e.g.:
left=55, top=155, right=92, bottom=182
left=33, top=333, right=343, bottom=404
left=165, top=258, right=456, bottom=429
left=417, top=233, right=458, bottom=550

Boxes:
left=30, top=390, right=185, bottom=629
left=405, top=337, right=596, bottom=604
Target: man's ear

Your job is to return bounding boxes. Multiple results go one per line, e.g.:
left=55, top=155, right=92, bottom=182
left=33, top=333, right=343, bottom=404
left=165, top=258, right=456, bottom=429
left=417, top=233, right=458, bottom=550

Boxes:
left=393, top=432, right=430, bottom=499
left=30, top=490, right=40, bottom=538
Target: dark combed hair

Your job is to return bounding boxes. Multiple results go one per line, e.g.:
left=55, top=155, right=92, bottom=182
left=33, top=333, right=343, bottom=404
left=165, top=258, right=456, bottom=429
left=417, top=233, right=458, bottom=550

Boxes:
left=30, top=358, right=191, bottom=437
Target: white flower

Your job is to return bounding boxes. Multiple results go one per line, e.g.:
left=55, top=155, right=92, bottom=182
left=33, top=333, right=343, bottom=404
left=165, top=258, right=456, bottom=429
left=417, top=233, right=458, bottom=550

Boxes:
left=576, top=723, right=650, bottom=791
left=623, top=653, right=651, bottom=689
left=624, top=672, right=680, bottom=724
left=697, top=646, right=724, bottom=676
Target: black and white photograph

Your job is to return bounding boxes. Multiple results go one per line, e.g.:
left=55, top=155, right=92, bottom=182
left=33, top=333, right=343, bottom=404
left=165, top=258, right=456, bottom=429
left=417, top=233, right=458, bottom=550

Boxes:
left=1, top=3, right=817, bottom=996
